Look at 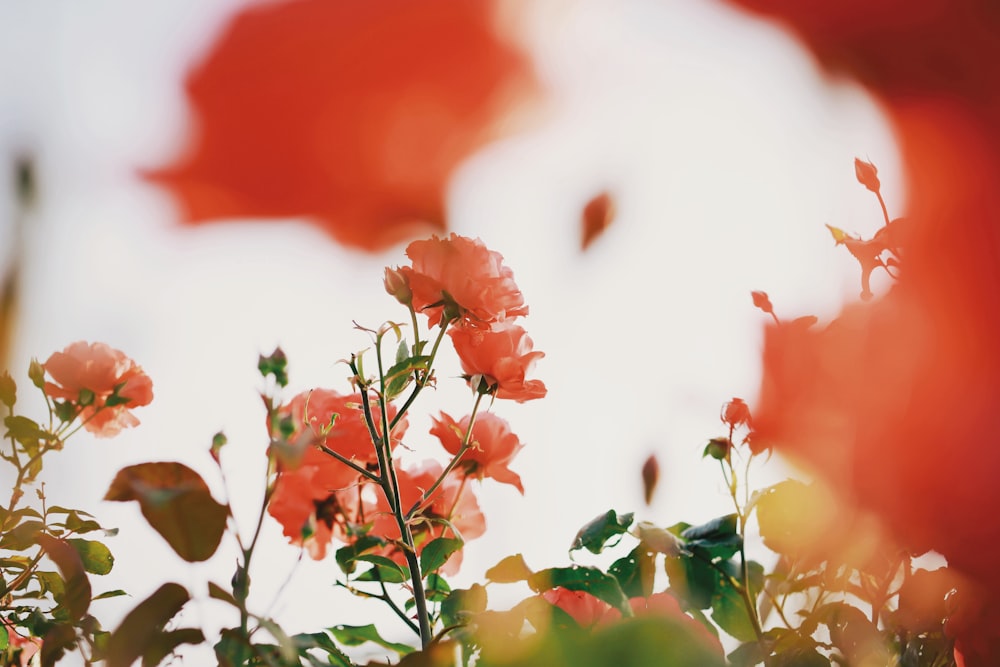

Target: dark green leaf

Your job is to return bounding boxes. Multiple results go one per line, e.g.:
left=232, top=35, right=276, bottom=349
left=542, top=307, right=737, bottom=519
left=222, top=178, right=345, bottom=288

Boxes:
left=335, top=534, right=384, bottom=575
left=680, top=514, right=738, bottom=542
left=485, top=553, right=534, bottom=583
left=328, top=623, right=415, bottom=655
left=214, top=628, right=252, bottom=667
left=104, top=462, right=228, bottom=562
left=570, top=510, right=634, bottom=555
left=37, top=534, right=91, bottom=621
left=67, top=538, right=113, bottom=575
left=609, top=546, right=655, bottom=599
left=710, top=581, right=756, bottom=642
left=353, top=555, right=409, bottom=584
left=425, top=573, right=451, bottom=602
left=664, top=553, right=720, bottom=610
left=420, top=537, right=463, bottom=575
left=292, top=632, right=354, bottom=667
left=529, top=566, right=631, bottom=616
left=105, top=582, right=190, bottom=667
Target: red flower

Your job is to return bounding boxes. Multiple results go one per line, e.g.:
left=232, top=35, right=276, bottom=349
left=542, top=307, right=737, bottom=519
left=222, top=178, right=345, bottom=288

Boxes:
left=430, top=411, right=525, bottom=493
left=542, top=588, right=611, bottom=629
left=853, top=157, right=881, bottom=193
left=396, top=234, right=528, bottom=328
left=144, top=0, right=535, bottom=252
left=274, top=388, right=406, bottom=468
left=726, top=0, right=1000, bottom=661
left=449, top=324, right=547, bottom=403
left=43, top=341, right=153, bottom=437
left=371, top=460, right=485, bottom=575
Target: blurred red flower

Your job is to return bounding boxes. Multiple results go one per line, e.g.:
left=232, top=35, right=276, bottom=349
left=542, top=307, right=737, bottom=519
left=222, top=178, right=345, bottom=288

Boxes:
left=430, top=411, right=525, bottom=493
left=396, top=234, right=529, bottom=328
left=542, top=588, right=610, bottom=629
left=43, top=341, right=153, bottom=437
left=145, top=0, right=536, bottom=251
left=267, top=463, right=362, bottom=560
left=449, top=323, right=547, bottom=403
left=727, top=0, right=1000, bottom=662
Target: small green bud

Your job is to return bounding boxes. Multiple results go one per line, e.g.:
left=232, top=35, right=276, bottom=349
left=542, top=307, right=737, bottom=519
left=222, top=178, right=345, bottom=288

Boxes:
left=0, top=371, right=15, bottom=408
left=703, top=437, right=731, bottom=461
left=28, top=359, right=45, bottom=390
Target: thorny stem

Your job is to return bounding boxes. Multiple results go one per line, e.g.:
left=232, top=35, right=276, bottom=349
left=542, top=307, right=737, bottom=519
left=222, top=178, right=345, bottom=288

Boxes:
left=389, top=320, right=452, bottom=432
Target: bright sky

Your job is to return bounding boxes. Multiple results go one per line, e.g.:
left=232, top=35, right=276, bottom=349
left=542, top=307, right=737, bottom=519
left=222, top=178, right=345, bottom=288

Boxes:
left=0, top=0, right=902, bottom=659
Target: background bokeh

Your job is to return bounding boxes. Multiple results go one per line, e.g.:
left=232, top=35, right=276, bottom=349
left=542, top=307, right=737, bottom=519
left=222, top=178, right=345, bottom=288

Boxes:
left=0, top=0, right=901, bottom=658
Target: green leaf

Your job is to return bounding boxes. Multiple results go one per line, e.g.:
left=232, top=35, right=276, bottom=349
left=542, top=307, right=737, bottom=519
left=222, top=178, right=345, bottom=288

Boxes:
left=570, top=510, right=634, bottom=555
left=3, top=415, right=53, bottom=443
left=292, top=632, right=354, bottom=667
left=0, top=622, right=8, bottom=650
left=253, top=617, right=298, bottom=665
left=0, top=520, right=44, bottom=551
left=0, top=370, right=15, bottom=407
left=335, top=534, right=385, bottom=575
left=609, top=546, right=655, bottom=599
left=207, top=581, right=239, bottom=607
left=681, top=514, right=742, bottom=560
left=353, top=555, right=409, bottom=584
left=258, top=347, right=288, bottom=387
left=328, top=623, right=415, bottom=656
left=664, top=553, right=719, bottom=610
left=485, top=553, right=534, bottom=583
left=93, top=589, right=128, bottom=601
left=105, top=582, right=190, bottom=667
left=441, top=584, right=487, bottom=628
left=529, top=566, right=631, bottom=616
left=37, top=534, right=91, bottom=621
left=420, top=537, right=463, bottom=575
left=710, top=581, right=756, bottom=642
left=67, top=538, right=114, bottom=575
left=104, top=462, right=228, bottom=562
left=425, top=573, right=451, bottom=602
left=383, top=355, right=431, bottom=402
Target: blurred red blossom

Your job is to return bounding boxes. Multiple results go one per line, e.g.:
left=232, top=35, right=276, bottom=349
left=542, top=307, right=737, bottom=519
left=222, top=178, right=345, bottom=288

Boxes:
left=449, top=323, right=547, bottom=403
left=541, top=588, right=610, bottom=629
left=267, top=463, right=362, bottom=560
left=395, top=234, right=528, bottom=328
left=43, top=341, right=153, bottom=438
left=430, top=411, right=525, bottom=493
left=145, top=0, right=536, bottom=251
left=728, top=0, right=1000, bottom=662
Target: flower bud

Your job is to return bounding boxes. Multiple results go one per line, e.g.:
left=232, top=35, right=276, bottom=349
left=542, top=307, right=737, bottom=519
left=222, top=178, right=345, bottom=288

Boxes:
left=854, top=158, right=881, bottom=193
left=721, top=398, right=752, bottom=429
left=703, top=437, right=731, bottom=460
left=28, top=358, right=45, bottom=390
left=383, top=267, right=412, bottom=306
left=751, top=291, right=773, bottom=315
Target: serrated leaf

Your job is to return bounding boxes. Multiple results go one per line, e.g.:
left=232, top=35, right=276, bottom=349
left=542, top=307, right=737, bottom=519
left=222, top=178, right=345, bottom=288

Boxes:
left=529, top=566, right=631, bottom=616
left=104, top=462, right=228, bottom=562
left=485, top=553, right=534, bottom=583
left=419, top=537, right=463, bottom=575
left=570, top=510, right=634, bottom=555
left=67, top=538, right=113, bottom=575
left=105, top=582, right=190, bottom=667
left=328, top=623, right=415, bottom=655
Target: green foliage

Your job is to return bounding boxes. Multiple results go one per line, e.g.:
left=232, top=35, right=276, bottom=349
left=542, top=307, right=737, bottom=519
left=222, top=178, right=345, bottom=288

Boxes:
left=571, top=510, right=634, bottom=555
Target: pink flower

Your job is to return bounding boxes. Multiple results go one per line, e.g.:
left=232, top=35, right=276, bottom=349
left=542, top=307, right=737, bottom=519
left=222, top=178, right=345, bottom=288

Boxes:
left=1, top=618, right=41, bottom=666
left=449, top=323, right=546, bottom=402
left=43, top=341, right=153, bottom=437
left=396, top=234, right=528, bottom=327
left=430, top=411, right=524, bottom=493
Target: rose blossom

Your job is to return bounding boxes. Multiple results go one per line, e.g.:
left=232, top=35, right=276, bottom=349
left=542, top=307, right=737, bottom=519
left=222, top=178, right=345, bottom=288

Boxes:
left=430, top=411, right=524, bottom=493
left=396, top=234, right=528, bottom=327
left=541, top=588, right=610, bottom=628
left=274, top=388, right=407, bottom=468
left=42, top=341, right=153, bottom=437
left=449, top=323, right=546, bottom=402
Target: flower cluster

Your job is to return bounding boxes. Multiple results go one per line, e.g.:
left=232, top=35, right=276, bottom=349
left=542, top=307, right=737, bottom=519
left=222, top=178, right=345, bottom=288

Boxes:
left=268, top=234, right=540, bottom=574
